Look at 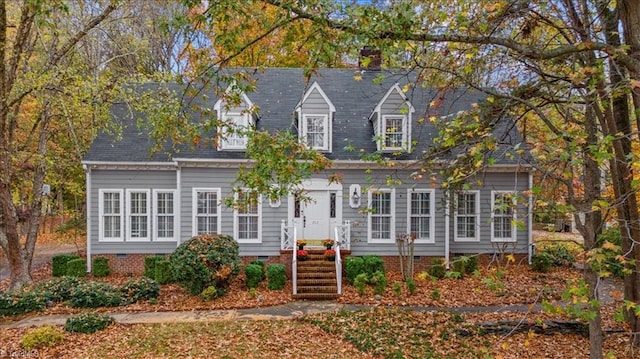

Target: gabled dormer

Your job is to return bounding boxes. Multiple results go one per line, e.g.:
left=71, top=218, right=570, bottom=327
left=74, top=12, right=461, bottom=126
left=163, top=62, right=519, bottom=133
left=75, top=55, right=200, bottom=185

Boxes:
left=370, top=83, right=415, bottom=152
left=295, top=81, right=335, bottom=152
left=214, top=85, right=256, bottom=151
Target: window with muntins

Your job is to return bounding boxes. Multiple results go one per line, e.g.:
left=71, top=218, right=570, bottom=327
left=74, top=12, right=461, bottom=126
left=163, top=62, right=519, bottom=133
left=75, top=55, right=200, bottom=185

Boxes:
left=235, top=190, right=261, bottom=242
left=127, top=190, right=150, bottom=241
left=154, top=190, right=175, bottom=240
left=99, top=189, right=123, bottom=241
left=409, top=190, right=434, bottom=243
left=194, top=189, right=220, bottom=235
left=383, top=116, right=405, bottom=149
left=303, top=115, right=329, bottom=150
left=220, top=113, right=250, bottom=150
left=455, top=191, right=480, bottom=241
left=369, top=189, right=395, bottom=242
left=492, top=191, right=516, bottom=241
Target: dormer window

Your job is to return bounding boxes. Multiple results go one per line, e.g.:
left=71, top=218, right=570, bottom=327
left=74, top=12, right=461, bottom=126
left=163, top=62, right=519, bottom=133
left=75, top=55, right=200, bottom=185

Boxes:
left=219, top=112, right=251, bottom=150
left=296, top=82, right=334, bottom=152
left=382, top=115, right=407, bottom=150
left=371, top=83, right=415, bottom=153
left=302, top=114, right=329, bottom=150
left=214, top=85, right=255, bottom=151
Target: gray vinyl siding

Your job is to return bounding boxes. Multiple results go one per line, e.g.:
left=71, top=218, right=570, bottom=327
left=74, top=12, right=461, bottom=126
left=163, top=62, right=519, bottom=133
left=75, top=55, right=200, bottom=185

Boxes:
left=380, top=89, right=409, bottom=113
left=300, top=89, right=330, bottom=113
left=89, top=169, right=178, bottom=255
left=179, top=167, right=286, bottom=256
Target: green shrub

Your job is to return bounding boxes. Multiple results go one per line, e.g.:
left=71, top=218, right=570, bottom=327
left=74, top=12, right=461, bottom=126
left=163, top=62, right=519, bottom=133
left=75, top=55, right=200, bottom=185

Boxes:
left=362, top=255, right=385, bottom=276
left=392, top=282, right=402, bottom=296
left=370, top=271, right=387, bottom=295
left=541, top=245, right=576, bottom=267
left=92, top=257, right=110, bottom=277
left=406, top=278, right=417, bottom=295
left=65, top=258, right=87, bottom=277
left=531, top=253, right=554, bottom=273
left=144, top=256, right=163, bottom=279
left=170, top=234, right=241, bottom=295
left=200, top=285, right=225, bottom=301
left=428, top=258, right=446, bottom=279
left=464, top=255, right=479, bottom=273
left=249, top=260, right=266, bottom=279
left=266, top=264, right=286, bottom=290
left=345, top=256, right=364, bottom=285
left=120, top=277, right=160, bottom=304
left=245, top=264, right=264, bottom=289
left=52, top=254, right=80, bottom=277
left=154, top=258, right=173, bottom=284
left=21, top=325, right=64, bottom=350
left=431, top=288, right=441, bottom=301
left=354, top=273, right=368, bottom=295
left=64, top=312, right=114, bottom=334
left=0, top=291, right=46, bottom=316
left=34, top=276, right=81, bottom=303
left=69, top=281, right=123, bottom=308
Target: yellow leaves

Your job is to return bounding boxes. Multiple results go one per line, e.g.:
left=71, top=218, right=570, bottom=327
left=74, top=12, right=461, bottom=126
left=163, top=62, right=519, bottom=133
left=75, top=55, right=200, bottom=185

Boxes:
left=601, top=241, right=620, bottom=251
left=631, top=79, right=640, bottom=89
left=506, top=254, right=515, bottom=264
left=501, top=342, right=509, bottom=350
left=353, top=74, right=362, bottom=82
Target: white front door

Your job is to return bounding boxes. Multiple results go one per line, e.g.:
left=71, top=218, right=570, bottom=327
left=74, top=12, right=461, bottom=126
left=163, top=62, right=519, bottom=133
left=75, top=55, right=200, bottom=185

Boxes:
left=294, top=190, right=331, bottom=240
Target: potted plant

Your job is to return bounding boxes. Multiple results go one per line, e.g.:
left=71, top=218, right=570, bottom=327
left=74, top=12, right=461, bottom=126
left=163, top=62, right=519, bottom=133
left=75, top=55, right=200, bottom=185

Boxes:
left=322, top=239, right=334, bottom=249
left=324, top=249, right=336, bottom=261
left=296, top=240, right=307, bottom=250
left=297, top=249, right=309, bottom=261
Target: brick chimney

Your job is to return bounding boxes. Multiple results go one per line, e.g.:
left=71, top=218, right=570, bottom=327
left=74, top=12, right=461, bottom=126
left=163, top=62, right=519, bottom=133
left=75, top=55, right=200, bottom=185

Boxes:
left=359, top=47, right=382, bottom=70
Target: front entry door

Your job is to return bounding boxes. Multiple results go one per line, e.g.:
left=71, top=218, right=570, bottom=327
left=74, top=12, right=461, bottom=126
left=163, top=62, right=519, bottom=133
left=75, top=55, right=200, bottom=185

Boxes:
left=294, top=190, right=331, bottom=240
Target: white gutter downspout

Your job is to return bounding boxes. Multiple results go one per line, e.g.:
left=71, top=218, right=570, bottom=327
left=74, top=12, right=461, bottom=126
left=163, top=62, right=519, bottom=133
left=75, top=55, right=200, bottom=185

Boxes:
left=84, top=165, right=92, bottom=273
left=444, top=192, right=450, bottom=269
left=528, top=172, right=534, bottom=264
left=176, top=165, right=182, bottom=247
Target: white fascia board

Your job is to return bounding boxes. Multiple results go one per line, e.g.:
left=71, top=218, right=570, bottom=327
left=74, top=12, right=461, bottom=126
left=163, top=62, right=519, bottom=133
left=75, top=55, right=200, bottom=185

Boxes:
left=81, top=161, right=177, bottom=170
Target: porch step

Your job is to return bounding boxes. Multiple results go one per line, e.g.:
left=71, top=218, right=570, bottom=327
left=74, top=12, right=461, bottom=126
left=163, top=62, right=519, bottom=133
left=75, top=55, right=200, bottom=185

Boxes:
left=295, top=254, right=340, bottom=300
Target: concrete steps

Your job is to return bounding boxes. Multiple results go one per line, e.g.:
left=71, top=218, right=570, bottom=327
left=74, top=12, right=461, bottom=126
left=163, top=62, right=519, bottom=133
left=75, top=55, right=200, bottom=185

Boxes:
left=293, top=249, right=340, bottom=300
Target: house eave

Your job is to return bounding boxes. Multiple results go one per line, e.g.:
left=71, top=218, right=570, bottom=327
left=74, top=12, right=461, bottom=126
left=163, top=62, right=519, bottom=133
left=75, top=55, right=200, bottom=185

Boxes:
left=81, top=161, right=177, bottom=170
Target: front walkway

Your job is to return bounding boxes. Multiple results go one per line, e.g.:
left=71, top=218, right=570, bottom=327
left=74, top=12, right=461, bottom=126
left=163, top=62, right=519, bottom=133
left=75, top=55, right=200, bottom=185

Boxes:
left=1, top=301, right=545, bottom=330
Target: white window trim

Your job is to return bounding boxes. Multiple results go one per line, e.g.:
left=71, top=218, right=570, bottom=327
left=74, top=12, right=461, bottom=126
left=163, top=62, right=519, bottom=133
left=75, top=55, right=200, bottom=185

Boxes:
left=381, top=114, right=408, bottom=151
left=98, top=189, right=124, bottom=242
left=301, top=114, right=331, bottom=151
left=406, top=189, right=435, bottom=244
left=233, top=190, right=262, bottom=243
left=454, top=190, right=480, bottom=242
left=192, top=188, right=222, bottom=236
left=218, top=112, right=251, bottom=150
left=125, top=189, right=151, bottom=242
left=153, top=189, right=178, bottom=242
left=491, top=191, right=517, bottom=242
left=367, top=188, right=396, bottom=243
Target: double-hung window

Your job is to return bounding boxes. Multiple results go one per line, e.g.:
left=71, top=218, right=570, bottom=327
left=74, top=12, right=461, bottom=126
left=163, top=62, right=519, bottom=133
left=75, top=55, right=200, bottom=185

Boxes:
left=154, top=190, right=176, bottom=241
left=234, top=190, right=261, bottom=243
left=193, top=188, right=221, bottom=235
left=220, top=113, right=250, bottom=150
left=408, top=189, right=435, bottom=243
left=455, top=191, right=480, bottom=241
left=302, top=115, right=329, bottom=150
left=126, top=189, right=150, bottom=241
left=382, top=115, right=407, bottom=151
left=99, top=189, right=123, bottom=241
left=368, top=189, right=395, bottom=243
left=492, top=191, right=517, bottom=242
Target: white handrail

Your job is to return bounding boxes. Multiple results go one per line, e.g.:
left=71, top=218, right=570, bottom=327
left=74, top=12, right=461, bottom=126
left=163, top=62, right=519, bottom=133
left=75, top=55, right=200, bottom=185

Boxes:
left=334, top=227, right=342, bottom=295
left=292, top=227, right=297, bottom=295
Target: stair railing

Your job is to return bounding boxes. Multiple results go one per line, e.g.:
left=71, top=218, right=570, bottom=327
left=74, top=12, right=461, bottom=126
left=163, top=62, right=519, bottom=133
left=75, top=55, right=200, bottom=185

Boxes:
left=334, top=227, right=343, bottom=295
left=292, top=227, right=297, bottom=295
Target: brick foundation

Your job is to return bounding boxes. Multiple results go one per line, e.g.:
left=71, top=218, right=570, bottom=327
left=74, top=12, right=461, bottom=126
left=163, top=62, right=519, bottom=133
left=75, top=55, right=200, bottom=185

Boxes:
left=92, top=254, right=162, bottom=276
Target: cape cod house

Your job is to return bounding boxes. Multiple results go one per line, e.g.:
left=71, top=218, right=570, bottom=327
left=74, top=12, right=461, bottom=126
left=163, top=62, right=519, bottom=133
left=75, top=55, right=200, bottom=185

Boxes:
left=82, top=67, right=533, bottom=285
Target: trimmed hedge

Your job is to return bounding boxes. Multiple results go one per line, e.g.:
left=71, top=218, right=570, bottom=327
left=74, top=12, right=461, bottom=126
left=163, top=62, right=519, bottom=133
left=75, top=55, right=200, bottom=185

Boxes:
left=66, top=258, right=87, bottom=277
left=144, top=256, right=163, bottom=279
left=69, top=281, right=123, bottom=308
left=52, top=254, right=80, bottom=277
left=266, top=264, right=286, bottom=290
left=154, top=258, right=173, bottom=284
left=245, top=264, right=264, bottom=289
left=65, top=312, right=114, bottom=334
left=345, top=256, right=364, bottom=285
left=92, top=257, right=110, bottom=277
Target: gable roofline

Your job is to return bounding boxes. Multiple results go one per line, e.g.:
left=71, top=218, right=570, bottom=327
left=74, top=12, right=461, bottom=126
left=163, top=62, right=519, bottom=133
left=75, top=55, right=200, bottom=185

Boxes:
left=213, top=82, right=255, bottom=115
left=295, top=81, right=336, bottom=113
left=371, top=83, right=416, bottom=119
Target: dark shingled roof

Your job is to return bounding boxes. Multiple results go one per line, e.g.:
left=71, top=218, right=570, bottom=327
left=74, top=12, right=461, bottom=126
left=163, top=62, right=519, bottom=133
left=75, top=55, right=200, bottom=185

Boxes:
left=83, top=68, right=528, bottom=165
